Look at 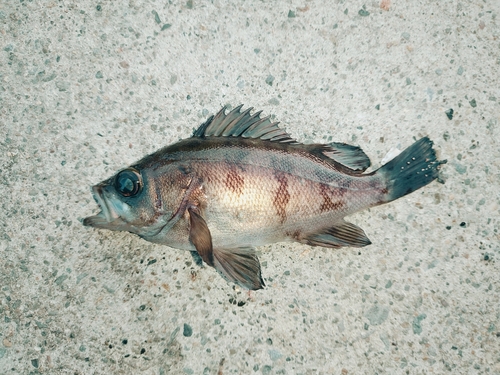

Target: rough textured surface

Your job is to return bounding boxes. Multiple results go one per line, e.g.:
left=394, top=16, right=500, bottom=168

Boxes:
left=1, top=0, right=499, bottom=374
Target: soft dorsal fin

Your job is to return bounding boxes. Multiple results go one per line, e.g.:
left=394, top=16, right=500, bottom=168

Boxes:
left=321, top=143, right=371, bottom=172
left=193, top=105, right=298, bottom=143
left=193, top=105, right=371, bottom=173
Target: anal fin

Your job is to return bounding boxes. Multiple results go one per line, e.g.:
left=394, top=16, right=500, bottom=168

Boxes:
left=304, top=220, right=372, bottom=248
left=213, top=247, right=264, bottom=290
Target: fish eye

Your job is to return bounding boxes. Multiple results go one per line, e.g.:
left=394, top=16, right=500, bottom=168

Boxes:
left=114, top=168, right=142, bottom=197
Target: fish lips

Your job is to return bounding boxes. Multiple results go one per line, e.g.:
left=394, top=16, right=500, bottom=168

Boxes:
left=83, top=185, right=125, bottom=230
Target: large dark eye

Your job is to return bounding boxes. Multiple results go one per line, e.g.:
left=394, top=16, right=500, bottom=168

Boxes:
left=114, top=168, right=142, bottom=197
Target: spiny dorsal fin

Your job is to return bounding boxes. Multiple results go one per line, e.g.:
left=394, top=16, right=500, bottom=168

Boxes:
left=193, top=105, right=297, bottom=143
left=193, top=105, right=371, bottom=173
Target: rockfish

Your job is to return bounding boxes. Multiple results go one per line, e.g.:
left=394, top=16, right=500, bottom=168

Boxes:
left=83, top=105, right=445, bottom=290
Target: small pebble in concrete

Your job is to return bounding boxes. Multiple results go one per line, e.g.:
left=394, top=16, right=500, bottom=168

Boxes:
left=183, top=323, right=193, bottom=337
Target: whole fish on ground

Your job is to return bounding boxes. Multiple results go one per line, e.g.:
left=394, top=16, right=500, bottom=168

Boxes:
left=83, top=105, right=446, bottom=290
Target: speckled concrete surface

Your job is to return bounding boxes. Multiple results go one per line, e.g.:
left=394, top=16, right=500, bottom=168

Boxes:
left=1, top=0, right=499, bottom=374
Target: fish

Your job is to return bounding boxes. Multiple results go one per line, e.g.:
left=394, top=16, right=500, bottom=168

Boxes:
left=83, top=105, right=446, bottom=290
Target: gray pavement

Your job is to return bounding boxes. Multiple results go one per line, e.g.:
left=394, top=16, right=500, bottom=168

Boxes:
left=1, top=0, right=499, bottom=374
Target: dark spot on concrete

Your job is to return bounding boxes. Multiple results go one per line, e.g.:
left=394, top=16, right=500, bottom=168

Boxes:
left=183, top=323, right=193, bottom=337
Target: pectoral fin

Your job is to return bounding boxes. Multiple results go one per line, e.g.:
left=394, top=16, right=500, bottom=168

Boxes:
left=213, top=247, right=264, bottom=290
left=304, top=220, right=372, bottom=248
left=188, top=207, right=214, bottom=267
left=187, top=208, right=263, bottom=289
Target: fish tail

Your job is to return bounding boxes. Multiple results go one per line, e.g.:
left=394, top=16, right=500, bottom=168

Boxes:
left=377, top=137, right=446, bottom=203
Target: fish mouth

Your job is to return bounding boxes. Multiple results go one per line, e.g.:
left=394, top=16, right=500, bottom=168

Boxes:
left=83, top=185, right=119, bottom=228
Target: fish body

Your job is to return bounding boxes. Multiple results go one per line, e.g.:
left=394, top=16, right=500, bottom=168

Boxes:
left=84, top=105, right=445, bottom=289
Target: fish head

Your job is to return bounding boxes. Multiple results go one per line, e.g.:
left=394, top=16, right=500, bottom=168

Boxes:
left=83, top=167, right=170, bottom=237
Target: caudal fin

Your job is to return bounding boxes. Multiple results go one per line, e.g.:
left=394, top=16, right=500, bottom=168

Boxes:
left=378, top=137, right=446, bottom=203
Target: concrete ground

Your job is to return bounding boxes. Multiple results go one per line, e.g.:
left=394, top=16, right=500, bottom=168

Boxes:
left=1, top=0, right=499, bottom=374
